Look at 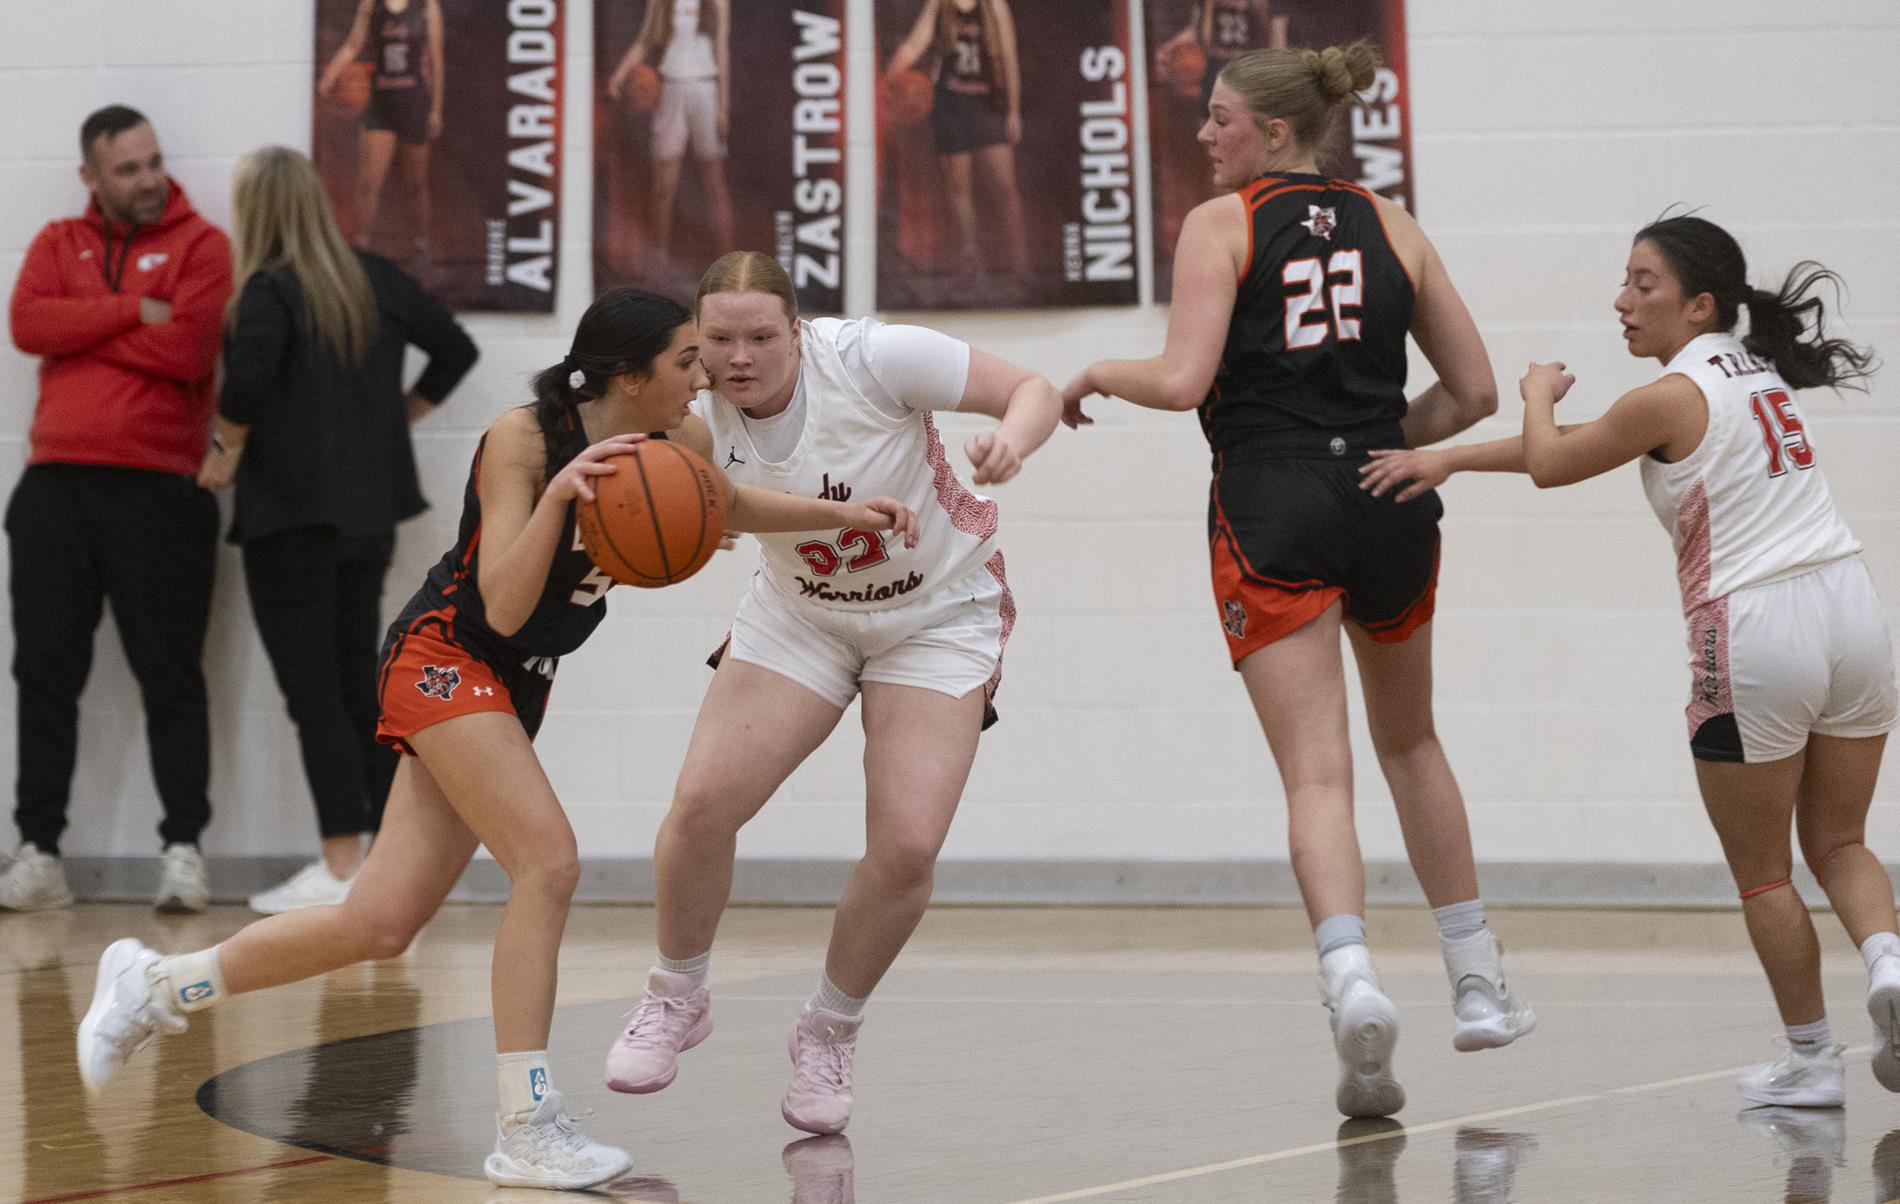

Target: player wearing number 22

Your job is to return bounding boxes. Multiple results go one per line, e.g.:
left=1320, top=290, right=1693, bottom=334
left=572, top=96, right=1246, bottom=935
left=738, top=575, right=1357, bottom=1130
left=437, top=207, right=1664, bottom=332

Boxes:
left=605, top=251, right=1063, bottom=1135
left=1362, top=214, right=1900, bottom=1111
left=76, top=287, right=918, bottom=1189
left=1064, top=42, right=1532, bottom=1120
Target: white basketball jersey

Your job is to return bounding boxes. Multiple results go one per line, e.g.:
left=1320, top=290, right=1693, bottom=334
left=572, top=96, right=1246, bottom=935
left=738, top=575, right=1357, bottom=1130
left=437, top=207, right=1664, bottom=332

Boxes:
left=1640, top=332, right=1860, bottom=613
left=697, top=317, right=999, bottom=611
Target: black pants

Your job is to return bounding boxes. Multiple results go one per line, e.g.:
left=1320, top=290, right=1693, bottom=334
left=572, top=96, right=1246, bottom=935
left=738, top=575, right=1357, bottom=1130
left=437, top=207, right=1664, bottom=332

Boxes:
left=7, top=465, right=218, bottom=854
left=242, top=526, right=398, bottom=838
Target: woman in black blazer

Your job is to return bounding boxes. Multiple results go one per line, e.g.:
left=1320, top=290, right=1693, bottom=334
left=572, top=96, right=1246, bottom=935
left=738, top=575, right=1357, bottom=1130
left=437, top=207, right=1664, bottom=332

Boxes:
left=200, top=145, right=476, bottom=913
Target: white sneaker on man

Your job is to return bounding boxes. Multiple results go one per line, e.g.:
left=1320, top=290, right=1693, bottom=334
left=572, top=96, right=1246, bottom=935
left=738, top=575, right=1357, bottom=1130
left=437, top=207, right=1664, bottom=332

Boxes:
left=1867, top=951, right=1900, bottom=1092
left=0, top=843, right=74, bottom=911
left=483, top=1089, right=632, bottom=1189
left=1443, top=930, right=1537, bottom=1051
left=1319, top=945, right=1404, bottom=1119
left=1737, top=1042, right=1845, bottom=1108
left=153, top=844, right=209, bottom=914
left=247, top=860, right=352, bottom=915
left=77, top=938, right=187, bottom=1094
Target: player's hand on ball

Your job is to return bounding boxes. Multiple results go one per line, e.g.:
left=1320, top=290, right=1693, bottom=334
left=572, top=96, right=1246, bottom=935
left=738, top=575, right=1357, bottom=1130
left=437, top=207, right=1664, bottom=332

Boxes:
left=965, top=431, right=1022, bottom=486
left=551, top=433, right=649, bottom=505
left=1360, top=448, right=1450, bottom=503
left=850, top=497, right=919, bottom=548
left=1520, top=361, right=1575, bottom=404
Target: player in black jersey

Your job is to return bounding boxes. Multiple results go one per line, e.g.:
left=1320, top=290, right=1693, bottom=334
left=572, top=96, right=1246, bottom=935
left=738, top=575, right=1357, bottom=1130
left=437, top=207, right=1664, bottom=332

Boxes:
left=1063, top=42, right=1529, bottom=1120
left=884, top=0, right=1028, bottom=277
left=76, top=288, right=917, bottom=1189
left=318, top=0, right=444, bottom=267
left=1158, top=0, right=1289, bottom=103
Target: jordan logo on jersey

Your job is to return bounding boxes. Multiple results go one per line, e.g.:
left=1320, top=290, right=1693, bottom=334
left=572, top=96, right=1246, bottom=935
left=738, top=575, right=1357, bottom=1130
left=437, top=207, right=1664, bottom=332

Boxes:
left=724, top=447, right=746, bottom=468
left=1301, top=206, right=1338, bottom=240
left=1222, top=599, right=1248, bottom=640
left=416, top=664, right=462, bottom=701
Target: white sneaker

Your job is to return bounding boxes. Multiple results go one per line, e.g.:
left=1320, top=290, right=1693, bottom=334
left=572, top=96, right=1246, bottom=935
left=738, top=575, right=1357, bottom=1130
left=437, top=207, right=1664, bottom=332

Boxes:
left=1867, top=950, right=1900, bottom=1092
left=1737, top=1041, right=1845, bottom=1108
left=0, top=843, right=73, bottom=911
left=604, top=968, right=712, bottom=1093
left=1319, top=945, right=1404, bottom=1119
left=77, top=938, right=187, bottom=1094
left=247, top=860, right=353, bottom=915
left=153, top=844, right=208, bottom=914
left=483, top=1089, right=632, bottom=1189
left=1443, top=930, right=1537, bottom=1051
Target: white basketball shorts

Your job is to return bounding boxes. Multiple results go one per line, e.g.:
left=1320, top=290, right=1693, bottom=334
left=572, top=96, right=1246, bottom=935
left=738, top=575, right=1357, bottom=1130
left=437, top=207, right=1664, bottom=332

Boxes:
left=1684, top=554, right=1898, bottom=763
left=722, top=551, right=1014, bottom=724
left=652, top=76, right=724, bottom=161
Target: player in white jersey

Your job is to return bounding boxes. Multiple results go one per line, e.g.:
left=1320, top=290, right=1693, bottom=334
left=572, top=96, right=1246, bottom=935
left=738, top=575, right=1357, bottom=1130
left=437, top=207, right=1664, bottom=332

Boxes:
left=603, top=251, right=1062, bottom=1133
left=1360, top=215, right=1898, bottom=1109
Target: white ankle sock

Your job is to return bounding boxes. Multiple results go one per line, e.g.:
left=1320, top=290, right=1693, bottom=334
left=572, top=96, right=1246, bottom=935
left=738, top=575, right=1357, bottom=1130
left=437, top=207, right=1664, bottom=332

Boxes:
left=152, top=946, right=226, bottom=1014
left=1434, top=899, right=1487, bottom=943
left=497, top=1050, right=551, bottom=1128
left=1314, top=914, right=1366, bottom=958
left=1862, top=931, right=1900, bottom=971
left=809, top=974, right=867, bottom=1017
left=658, top=950, right=710, bottom=989
left=1786, top=1018, right=1832, bottom=1054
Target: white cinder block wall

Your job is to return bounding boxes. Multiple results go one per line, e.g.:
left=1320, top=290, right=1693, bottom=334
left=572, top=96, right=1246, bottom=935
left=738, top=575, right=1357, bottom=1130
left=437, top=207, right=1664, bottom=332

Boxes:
left=0, top=2, right=1894, bottom=882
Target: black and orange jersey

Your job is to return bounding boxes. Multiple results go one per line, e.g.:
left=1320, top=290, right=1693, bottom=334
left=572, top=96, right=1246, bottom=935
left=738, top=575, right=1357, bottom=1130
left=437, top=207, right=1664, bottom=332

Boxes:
left=370, top=0, right=426, bottom=92
left=941, top=3, right=992, bottom=98
left=1200, top=172, right=1415, bottom=463
left=391, top=411, right=639, bottom=663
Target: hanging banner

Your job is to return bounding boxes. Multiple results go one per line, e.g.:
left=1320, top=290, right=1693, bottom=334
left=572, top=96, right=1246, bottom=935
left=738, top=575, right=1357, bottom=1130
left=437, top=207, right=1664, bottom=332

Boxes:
left=1145, top=0, right=1410, bottom=300
left=874, top=0, right=1137, bottom=311
left=312, top=0, right=564, bottom=312
left=593, top=0, right=847, bottom=314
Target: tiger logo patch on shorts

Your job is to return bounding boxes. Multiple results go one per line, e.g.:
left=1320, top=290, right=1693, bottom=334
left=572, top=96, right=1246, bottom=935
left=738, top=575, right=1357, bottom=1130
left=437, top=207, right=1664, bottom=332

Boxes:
left=416, top=664, right=462, bottom=700
left=1221, top=599, right=1248, bottom=640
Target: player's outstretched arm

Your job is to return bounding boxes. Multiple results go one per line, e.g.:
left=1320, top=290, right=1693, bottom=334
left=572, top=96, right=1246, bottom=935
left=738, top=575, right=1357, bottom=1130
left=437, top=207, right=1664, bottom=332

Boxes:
left=953, top=350, right=1061, bottom=486
left=673, top=413, right=920, bottom=543
left=1062, top=196, right=1243, bottom=421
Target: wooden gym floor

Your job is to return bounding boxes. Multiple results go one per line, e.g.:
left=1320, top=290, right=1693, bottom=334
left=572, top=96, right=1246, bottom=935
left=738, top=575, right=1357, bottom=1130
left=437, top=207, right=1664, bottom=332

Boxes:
left=5, top=904, right=1899, bottom=1202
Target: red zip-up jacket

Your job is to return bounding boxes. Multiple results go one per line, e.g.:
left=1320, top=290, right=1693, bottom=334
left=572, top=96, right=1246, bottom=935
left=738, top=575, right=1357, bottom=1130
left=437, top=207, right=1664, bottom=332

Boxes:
left=8, top=180, right=232, bottom=474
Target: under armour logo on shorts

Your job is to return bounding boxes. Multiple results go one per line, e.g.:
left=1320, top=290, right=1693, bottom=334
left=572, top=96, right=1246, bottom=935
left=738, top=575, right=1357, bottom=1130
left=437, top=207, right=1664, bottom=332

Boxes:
left=473, top=686, right=495, bottom=697
left=416, top=664, right=461, bottom=700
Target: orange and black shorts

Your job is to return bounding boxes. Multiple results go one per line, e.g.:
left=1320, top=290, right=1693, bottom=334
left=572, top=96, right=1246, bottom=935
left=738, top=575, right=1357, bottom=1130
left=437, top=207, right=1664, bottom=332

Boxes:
left=1208, top=457, right=1441, bottom=667
left=374, top=612, right=554, bottom=756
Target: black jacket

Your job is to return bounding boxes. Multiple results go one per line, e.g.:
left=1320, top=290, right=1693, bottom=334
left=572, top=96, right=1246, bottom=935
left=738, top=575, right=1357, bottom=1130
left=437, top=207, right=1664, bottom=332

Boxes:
left=219, top=251, right=476, bottom=543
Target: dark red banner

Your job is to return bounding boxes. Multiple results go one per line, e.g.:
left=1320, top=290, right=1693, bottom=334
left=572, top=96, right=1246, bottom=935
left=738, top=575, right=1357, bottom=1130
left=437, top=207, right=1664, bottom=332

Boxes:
left=875, top=0, right=1137, bottom=310
left=593, top=0, right=847, bottom=314
left=1145, top=0, right=1410, bottom=300
left=313, top=0, right=565, bottom=312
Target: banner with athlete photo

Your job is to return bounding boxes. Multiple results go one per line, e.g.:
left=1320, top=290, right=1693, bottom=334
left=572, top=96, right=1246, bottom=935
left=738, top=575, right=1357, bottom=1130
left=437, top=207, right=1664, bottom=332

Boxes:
left=1145, top=0, right=1410, bottom=300
left=592, top=0, right=847, bottom=314
left=874, top=0, right=1137, bottom=310
left=312, top=0, right=565, bottom=312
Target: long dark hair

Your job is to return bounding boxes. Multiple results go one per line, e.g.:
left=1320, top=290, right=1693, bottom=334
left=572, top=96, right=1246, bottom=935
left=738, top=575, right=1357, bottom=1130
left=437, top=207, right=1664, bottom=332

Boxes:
left=528, top=288, right=692, bottom=474
left=1635, top=214, right=1876, bottom=390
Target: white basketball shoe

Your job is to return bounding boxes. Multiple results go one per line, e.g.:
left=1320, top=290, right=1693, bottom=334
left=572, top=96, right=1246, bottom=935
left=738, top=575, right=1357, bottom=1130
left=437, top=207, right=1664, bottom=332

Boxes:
left=1319, top=945, right=1404, bottom=1119
left=77, top=938, right=187, bottom=1094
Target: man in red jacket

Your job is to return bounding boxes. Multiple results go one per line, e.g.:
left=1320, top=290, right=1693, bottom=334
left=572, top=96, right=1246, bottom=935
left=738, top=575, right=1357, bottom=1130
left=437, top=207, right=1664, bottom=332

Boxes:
left=0, top=105, right=231, bottom=914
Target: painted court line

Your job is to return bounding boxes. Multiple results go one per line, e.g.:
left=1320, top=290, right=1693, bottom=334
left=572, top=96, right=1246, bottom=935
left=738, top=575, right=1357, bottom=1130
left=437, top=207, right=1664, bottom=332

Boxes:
left=25, top=1154, right=334, bottom=1203
left=1005, top=1050, right=1873, bottom=1203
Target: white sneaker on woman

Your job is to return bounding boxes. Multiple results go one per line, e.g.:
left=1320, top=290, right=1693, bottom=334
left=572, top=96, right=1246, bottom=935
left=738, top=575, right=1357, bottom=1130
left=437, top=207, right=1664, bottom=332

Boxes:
left=77, top=939, right=187, bottom=1094
left=483, top=1090, right=632, bottom=1188
left=153, top=844, right=209, bottom=914
left=1443, top=930, right=1537, bottom=1051
left=0, top=843, right=73, bottom=911
left=1737, top=1042, right=1845, bottom=1108
left=247, top=860, right=352, bottom=915
left=1320, top=945, right=1404, bottom=1119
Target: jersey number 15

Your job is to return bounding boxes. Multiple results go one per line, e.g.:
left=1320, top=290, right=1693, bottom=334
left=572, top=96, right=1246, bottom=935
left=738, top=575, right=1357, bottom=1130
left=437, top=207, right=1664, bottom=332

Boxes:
left=1749, top=387, right=1814, bottom=478
left=1282, top=250, right=1364, bottom=350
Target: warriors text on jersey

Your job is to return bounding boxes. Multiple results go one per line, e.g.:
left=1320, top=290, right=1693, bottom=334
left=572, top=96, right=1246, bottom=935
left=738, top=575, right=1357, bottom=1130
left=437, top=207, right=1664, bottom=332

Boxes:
left=1641, top=331, right=1860, bottom=613
left=1202, top=172, right=1415, bottom=464
left=695, top=317, right=996, bottom=611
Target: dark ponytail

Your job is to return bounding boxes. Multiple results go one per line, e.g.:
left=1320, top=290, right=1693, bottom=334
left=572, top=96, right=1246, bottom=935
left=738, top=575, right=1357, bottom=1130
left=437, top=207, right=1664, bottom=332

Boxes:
left=1635, top=214, right=1876, bottom=391
left=527, top=287, right=693, bottom=476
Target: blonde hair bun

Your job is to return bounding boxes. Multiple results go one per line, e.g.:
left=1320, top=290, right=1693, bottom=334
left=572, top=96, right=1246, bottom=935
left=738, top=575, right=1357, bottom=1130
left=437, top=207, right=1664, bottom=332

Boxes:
left=1305, top=41, right=1380, bottom=106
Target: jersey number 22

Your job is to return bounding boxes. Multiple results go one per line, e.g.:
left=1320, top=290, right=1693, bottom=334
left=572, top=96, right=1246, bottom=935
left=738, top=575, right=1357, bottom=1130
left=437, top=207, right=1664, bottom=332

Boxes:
left=1282, top=250, right=1364, bottom=350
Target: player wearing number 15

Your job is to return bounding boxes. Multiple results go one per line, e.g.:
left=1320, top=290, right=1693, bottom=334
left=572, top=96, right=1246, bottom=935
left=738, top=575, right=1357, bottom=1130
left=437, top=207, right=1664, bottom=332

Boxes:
left=1361, top=215, right=1898, bottom=1109
left=1063, top=42, right=1529, bottom=1120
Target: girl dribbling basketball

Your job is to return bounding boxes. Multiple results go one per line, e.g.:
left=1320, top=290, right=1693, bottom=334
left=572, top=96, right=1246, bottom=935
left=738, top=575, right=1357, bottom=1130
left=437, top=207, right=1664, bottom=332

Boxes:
left=76, top=288, right=916, bottom=1190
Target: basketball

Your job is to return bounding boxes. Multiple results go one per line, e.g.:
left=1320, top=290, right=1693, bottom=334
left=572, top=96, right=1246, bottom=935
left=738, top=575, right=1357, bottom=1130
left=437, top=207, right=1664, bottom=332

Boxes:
left=625, top=63, right=662, bottom=113
left=325, top=60, right=373, bottom=115
left=1161, top=40, right=1207, bottom=99
left=575, top=440, right=726, bottom=588
left=884, top=69, right=934, bottom=125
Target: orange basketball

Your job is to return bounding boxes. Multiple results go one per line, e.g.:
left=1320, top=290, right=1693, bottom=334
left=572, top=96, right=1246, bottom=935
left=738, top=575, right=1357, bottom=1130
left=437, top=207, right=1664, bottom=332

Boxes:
left=575, top=441, right=727, bottom=588
left=625, top=63, right=662, bottom=113
left=1161, top=40, right=1208, bottom=99
left=326, top=60, right=374, bottom=116
left=883, top=69, right=934, bottom=125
